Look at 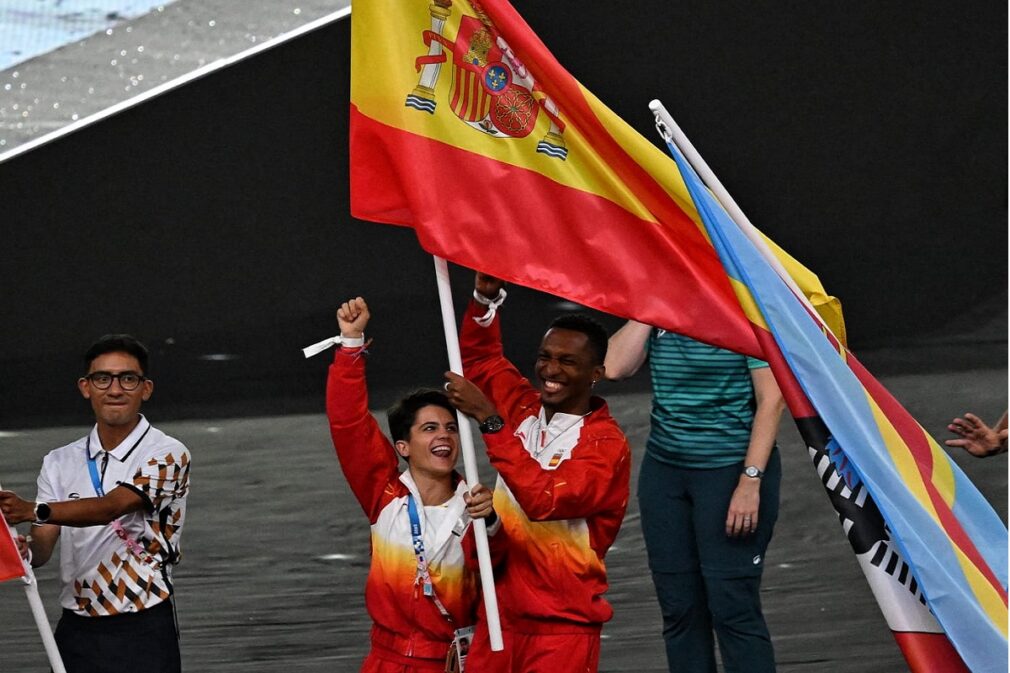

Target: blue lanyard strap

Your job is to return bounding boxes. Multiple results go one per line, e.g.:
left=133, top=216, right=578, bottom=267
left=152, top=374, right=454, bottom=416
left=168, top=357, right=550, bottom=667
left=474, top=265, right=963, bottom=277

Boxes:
left=406, top=494, right=429, bottom=589
left=406, top=494, right=452, bottom=621
left=407, top=494, right=424, bottom=550
left=85, top=441, right=106, bottom=497
left=83, top=424, right=150, bottom=498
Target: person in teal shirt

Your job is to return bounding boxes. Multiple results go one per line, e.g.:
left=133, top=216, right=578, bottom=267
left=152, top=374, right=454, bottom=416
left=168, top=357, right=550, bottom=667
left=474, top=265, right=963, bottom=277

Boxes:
left=606, top=321, right=785, bottom=673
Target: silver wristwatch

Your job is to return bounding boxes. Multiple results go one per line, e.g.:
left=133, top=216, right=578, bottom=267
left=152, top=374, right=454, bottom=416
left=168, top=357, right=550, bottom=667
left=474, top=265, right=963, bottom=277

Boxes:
left=743, top=465, right=764, bottom=479
left=33, top=501, right=52, bottom=524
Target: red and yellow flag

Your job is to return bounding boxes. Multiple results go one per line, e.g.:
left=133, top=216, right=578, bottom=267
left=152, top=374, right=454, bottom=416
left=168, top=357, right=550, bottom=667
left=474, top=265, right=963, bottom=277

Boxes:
left=349, top=0, right=842, bottom=357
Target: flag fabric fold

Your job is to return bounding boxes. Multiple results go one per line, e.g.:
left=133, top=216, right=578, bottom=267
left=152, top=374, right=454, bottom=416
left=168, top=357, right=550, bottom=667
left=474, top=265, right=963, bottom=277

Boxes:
left=349, top=0, right=842, bottom=359
left=664, top=138, right=1008, bottom=673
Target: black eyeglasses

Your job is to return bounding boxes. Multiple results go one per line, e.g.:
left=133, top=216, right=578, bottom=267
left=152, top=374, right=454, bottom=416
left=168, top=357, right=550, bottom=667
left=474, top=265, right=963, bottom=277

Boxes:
left=84, top=371, right=147, bottom=391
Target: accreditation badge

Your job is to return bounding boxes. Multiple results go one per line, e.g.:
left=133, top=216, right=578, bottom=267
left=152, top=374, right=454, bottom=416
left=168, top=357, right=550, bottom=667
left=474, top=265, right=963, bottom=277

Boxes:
left=444, top=625, right=475, bottom=673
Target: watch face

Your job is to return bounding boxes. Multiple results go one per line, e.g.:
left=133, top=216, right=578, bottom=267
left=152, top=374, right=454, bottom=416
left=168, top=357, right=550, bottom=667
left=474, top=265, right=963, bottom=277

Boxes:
left=35, top=502, right=51, bottom=521
left=744, top=466, right=761, bottom=478
left=480, top=415, right=505, bottom=434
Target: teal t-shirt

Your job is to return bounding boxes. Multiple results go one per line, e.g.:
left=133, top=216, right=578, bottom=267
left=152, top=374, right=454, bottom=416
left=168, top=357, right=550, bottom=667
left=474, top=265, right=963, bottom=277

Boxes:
left=646, top=330, right=768, bottom=469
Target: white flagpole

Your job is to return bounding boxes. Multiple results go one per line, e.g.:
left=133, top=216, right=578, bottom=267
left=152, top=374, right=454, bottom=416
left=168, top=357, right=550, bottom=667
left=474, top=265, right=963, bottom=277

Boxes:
left=432, top=256, right=505, bottom=651
left=648, top=99, right=829, bottom=332
left=20, top=564, right=67, bottom=673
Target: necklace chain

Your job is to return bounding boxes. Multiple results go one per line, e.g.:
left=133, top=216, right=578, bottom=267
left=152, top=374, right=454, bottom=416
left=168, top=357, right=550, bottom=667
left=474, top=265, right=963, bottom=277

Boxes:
left=532, top=413, right=588, bottom=458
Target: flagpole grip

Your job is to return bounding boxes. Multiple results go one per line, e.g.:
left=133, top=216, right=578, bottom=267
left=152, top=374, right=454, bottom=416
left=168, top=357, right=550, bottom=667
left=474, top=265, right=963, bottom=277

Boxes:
left=433, top=256, right=505, bottom=652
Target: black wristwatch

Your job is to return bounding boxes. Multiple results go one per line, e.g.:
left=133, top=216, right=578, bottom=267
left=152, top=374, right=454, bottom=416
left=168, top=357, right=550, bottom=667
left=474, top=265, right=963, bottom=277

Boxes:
left=478, top=415, right=505, bottom=434
left=33, top=501, right=52, bottom=524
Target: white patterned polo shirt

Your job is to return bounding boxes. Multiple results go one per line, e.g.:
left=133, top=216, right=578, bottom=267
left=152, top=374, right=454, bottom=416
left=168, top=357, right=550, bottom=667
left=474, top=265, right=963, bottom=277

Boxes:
left=35, top=415, right=191, bottom=616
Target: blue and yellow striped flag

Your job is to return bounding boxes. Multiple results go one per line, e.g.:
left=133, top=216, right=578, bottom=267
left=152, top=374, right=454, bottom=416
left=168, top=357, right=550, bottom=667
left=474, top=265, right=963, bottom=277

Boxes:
left=666, top=137, right=1008, bottom=673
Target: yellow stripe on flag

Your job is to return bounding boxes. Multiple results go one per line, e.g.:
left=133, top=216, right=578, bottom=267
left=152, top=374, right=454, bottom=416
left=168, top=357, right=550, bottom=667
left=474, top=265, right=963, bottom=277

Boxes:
left=923, top=432, right=957, bottom=510
left=952, top=542, right=1010, bottom=636
left=760, top=234, right=846, bottom=345
left=727, top=279, right=769, bottom=331
left=865, top=394, right=941, bottom=524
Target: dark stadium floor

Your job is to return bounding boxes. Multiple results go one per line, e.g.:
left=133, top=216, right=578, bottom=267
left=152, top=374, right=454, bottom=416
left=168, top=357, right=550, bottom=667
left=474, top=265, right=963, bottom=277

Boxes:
left=1, top=365, right=1005, bottom=672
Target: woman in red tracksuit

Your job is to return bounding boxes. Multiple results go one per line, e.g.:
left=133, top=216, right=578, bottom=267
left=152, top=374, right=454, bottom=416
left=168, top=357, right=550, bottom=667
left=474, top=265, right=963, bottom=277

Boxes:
left=325, top=296, right=498, bottom=673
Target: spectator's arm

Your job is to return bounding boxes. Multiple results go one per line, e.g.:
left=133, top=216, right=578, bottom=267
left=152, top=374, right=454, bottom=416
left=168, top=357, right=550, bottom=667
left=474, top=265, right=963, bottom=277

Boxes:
left=604, top=321, right=651, bottom=380
left=725, top=366, right=784, bottom=538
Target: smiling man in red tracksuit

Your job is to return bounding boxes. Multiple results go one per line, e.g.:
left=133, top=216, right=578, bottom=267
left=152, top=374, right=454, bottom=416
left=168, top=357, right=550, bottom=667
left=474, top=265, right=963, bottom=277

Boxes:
left=443, top=272, right=631, bottom=673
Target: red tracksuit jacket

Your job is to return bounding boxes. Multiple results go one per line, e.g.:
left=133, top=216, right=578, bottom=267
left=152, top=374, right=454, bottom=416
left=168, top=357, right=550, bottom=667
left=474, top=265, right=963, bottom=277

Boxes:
left=461, top=301, right=631, bottom=630
left=326, top=347, right=481, bottom=661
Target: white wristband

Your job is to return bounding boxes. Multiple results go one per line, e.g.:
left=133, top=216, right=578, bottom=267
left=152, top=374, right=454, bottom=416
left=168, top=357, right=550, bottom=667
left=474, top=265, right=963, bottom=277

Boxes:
left=301, top=333, right=365, bottom=358
left=473, top=288, right=505, bottom=306
left=340, top=334, right=366, bottom=348
left=473, top=288, right=507, bottom=327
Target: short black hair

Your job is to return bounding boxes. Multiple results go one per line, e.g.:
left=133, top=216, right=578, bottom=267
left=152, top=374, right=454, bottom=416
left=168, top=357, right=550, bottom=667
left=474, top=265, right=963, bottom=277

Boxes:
left=84, top=334, right=150, bottom=375
left=386, top=389, right=455, bottom=443
left=547, top=314, right=608, bottom=365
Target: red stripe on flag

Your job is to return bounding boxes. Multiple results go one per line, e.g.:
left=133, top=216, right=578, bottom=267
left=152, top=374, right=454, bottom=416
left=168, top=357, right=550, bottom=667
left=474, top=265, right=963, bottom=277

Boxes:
left=847, top=353, right=1008, bottom=605
left=349, top=104, right=761, bottom=356
left=466, top=72, right=478, bottom=121
left=752, top=326, right=817, bottom=417
left=450, top=67, right=464, bottom=115
left=461, top=70, right=474, bottom=121
left=480, top=85, right=491, bottom=121
left=893, top=632, right=969, bottom=672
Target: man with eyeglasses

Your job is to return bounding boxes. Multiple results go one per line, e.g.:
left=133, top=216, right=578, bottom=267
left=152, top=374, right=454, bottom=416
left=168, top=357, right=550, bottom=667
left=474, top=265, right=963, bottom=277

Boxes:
left=0, top=334, right=191, bottom=673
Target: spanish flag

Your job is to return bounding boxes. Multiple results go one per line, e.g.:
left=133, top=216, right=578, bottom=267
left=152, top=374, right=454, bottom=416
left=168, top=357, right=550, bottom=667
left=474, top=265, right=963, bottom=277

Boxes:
left=349, top=0, right=843, bottom=357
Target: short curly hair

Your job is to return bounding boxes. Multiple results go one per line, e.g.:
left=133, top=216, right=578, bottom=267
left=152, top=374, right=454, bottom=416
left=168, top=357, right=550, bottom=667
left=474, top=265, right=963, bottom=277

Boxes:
left=547, top=313, right=608, bottom=365
left=386, top=389, right=455, bottom=443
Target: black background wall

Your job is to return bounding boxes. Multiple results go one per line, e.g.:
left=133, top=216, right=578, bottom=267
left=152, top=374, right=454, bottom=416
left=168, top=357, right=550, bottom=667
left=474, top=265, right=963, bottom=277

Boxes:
left=1, top=2, right=1005, bottom=427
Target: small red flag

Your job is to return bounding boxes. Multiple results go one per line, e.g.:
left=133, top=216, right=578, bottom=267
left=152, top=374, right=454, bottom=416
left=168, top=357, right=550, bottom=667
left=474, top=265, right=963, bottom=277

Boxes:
left=0, top=514, right=26, bottom=583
